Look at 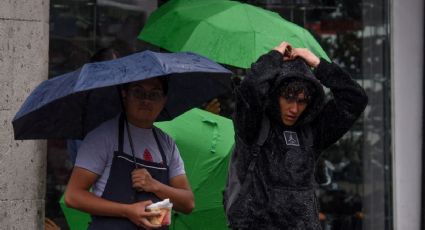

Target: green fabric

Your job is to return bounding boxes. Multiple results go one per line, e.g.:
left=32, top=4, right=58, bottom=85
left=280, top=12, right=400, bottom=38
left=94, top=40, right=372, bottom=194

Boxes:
left=139, top=0, right=329, bottom=68
left=156, top=108, right=234, bottom=230
left=59, top=108, right=234, bottom=230
left=59, top=194, right=91, bottom=230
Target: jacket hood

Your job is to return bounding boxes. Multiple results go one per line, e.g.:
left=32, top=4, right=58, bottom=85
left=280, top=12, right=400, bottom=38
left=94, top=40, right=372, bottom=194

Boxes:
left=266, top=58, right=325, bottom=126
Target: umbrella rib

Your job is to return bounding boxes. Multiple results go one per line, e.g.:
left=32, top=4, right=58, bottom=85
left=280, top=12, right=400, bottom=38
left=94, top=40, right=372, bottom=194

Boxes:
left=179, top=19, right=212, bottom=52
left=242, top=4, right=256, bottom=60
left=242, top=4, right=256, bottom=33
left=146, top=52, right=167, bottom=76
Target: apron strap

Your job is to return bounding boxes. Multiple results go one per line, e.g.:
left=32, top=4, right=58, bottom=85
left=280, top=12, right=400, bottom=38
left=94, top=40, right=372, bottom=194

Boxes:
left=118, top=113, right=138, bottom=168
left=118, top=114, right=124, bottom=154
left=119, top=113, right=167, bottom=168
left=152, top=128, right=167, bottom=165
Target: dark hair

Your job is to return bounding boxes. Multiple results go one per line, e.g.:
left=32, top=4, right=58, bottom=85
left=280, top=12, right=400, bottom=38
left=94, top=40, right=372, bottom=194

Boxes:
left=122, top=77, right=169, bottom=95
left=278, top=78, right=316, bottom=103
left=90, top=48, right=120, bottom=62
left=265, top=78, right=317, bottom=125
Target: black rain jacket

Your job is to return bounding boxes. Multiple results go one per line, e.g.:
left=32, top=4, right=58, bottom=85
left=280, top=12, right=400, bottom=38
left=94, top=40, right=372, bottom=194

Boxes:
left=229, top=50, right=368, bottom=230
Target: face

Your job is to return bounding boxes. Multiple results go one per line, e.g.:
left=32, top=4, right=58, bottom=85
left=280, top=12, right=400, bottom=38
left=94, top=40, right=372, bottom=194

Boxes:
left=279, top=92, right=308, bottom=126
left=121, top=78, right=166, bottom=127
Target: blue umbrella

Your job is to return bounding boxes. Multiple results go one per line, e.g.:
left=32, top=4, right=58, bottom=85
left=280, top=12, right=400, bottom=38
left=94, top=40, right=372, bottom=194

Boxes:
left=13, top=50, right=232, bottom=140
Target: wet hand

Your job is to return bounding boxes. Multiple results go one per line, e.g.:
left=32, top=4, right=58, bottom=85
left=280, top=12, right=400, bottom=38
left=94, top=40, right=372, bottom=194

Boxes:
left=125, top=200, right=162, bottom=229
left=204, top=98, right=221, bottom=115
left=274, top=41, right=292, bottom=60
left=132, top=168, right=159, bottom=193
left=289, top=48, right=320, bottom=68
left=45, top=218, right=61, bottom=230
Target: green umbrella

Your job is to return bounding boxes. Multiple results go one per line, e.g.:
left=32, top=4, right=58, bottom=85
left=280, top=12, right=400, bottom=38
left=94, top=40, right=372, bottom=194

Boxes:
left=59, top=194, right=91, bottom=230
left=139, top=0, right=329, bottom=68
left=155, top=108, right=234, bottom=230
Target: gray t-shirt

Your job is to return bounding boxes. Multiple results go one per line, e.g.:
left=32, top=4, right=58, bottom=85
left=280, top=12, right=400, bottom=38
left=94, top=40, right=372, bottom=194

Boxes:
left=75, top=115, right=185, bottom=196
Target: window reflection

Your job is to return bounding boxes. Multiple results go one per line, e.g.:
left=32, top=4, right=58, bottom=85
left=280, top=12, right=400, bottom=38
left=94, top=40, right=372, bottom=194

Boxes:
left=47, top=0, right=392, bottom=229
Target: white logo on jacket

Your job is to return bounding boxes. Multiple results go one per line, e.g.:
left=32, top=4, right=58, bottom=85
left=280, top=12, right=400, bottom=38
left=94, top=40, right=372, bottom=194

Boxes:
left=283, top=131, right=300, bottom=146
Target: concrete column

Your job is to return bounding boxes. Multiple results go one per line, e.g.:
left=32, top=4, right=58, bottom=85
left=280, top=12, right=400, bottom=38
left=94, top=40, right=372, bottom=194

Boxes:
left=0, top=0, right=49, bottom=229
left=392, top=0, right=423, bottom=229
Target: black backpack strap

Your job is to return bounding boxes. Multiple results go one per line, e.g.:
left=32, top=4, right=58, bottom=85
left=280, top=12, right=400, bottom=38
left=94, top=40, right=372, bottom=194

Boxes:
left=248, top=115, right=270, bottom=171
left=224, top=115, right=270, bottom=224
left=257, top=115, right=270, bottom=146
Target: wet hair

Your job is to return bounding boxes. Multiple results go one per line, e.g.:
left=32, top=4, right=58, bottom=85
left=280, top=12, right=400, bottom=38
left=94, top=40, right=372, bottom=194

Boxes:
left=266, top=78, right=317, bottom=125
left=278, top=78, right=316, bottom=103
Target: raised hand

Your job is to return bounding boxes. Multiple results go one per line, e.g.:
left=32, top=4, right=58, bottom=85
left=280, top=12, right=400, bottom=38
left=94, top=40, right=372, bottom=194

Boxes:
left=273, top=41, right=292, bottom=60
left=204, top=98, right=221, bottom=115
left=289, top=48, right=320, bottom=68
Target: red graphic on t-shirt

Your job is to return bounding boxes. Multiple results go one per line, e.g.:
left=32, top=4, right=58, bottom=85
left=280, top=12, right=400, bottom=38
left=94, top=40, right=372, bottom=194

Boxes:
left=143, top=149, right=153, bottom=162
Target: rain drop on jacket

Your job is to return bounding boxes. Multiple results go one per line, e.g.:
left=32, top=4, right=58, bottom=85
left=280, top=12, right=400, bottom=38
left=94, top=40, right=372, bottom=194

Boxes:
left=229, top=50, right=368, bottom=230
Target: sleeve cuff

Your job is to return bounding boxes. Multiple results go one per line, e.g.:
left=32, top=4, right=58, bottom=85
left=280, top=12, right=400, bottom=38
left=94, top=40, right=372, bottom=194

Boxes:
left=268, top=50, right=284, bottom=63
left=314, top=58, right=336, bottom=81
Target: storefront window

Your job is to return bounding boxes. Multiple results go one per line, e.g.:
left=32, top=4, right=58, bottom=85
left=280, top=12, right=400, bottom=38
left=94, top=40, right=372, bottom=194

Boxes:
left=47, top=0, right=392, bottom=229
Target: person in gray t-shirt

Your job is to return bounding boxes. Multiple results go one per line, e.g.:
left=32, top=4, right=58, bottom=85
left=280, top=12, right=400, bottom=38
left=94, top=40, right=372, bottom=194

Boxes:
left=65, top=77, right=194, bottom=230
left=75, top=115, right=186, bottom=197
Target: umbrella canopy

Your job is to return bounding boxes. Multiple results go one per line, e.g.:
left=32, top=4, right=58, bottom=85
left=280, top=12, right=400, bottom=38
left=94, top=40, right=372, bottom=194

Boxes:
left=155, top=108, right=234, bottom=230
left=59, top=194, right=90, bottom=230
left=13, top=51, right=232, bottom=139
left=138, top=0, right=330, bottom=68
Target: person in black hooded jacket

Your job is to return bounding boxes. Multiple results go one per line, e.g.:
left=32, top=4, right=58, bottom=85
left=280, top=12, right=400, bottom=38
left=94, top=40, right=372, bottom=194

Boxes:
left=227, top=41, right=368, bottom=229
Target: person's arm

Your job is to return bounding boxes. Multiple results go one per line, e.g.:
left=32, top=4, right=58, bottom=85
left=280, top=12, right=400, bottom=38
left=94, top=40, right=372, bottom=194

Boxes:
left=234, top=42, right=290, bottom=144
left=65, top=167, right=161, bottom=228
left=154, top=174, right=194, bottom=213
left=131, top=170, right=194, bottom=214
left=314, top=60, right=368, bottom=151
left=45, top=217, right=61, bottom=230
left=291, top=48, right=368, bottom=151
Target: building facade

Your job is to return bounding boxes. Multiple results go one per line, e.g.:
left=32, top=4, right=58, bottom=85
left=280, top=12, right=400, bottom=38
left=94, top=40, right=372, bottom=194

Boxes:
left=0, top=0, right=49, bottom=229
left=0, top=0, right=423, bottom=229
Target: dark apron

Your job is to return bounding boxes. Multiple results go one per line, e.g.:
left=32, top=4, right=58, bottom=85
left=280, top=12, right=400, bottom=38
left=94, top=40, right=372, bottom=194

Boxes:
left=88, top=115, right=170, bottom=230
